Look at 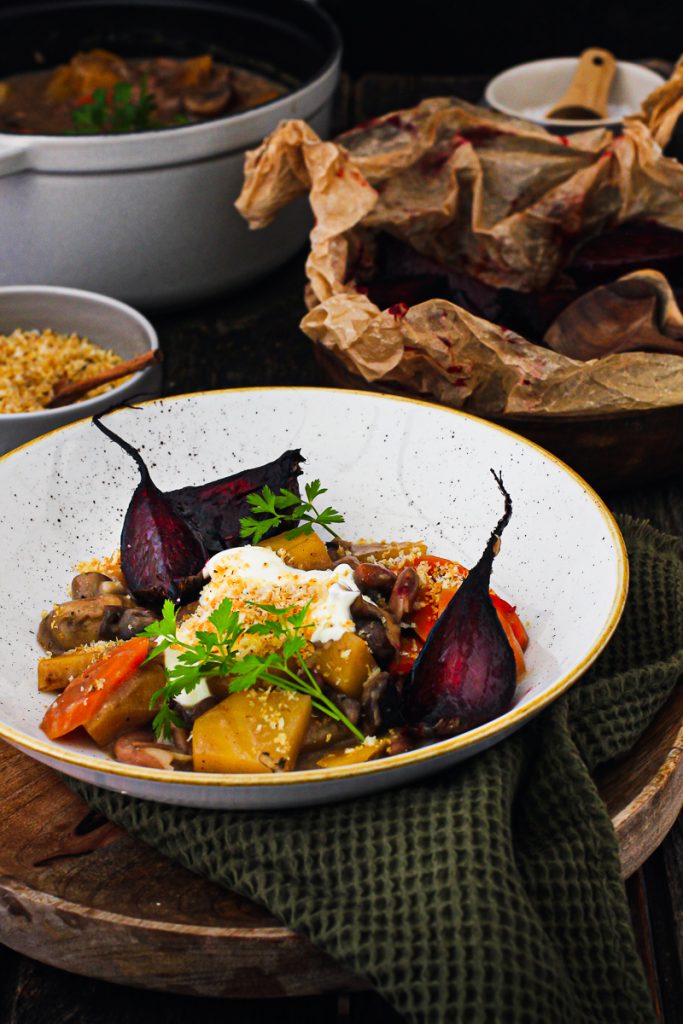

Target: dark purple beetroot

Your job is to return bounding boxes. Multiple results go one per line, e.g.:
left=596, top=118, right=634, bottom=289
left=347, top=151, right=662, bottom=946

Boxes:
left=401, top=472, right=516, bottom=737
left=168, top=450, right=303, bottom=556
left=121, top=471, right=207, bottom=606
left=94, top=416, right=207, bottom=606
left=93, top=416, right=303, bottom=605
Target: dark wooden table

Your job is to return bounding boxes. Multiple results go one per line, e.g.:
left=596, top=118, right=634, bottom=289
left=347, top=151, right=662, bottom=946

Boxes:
left=1, top=71, right=682, bottom=1023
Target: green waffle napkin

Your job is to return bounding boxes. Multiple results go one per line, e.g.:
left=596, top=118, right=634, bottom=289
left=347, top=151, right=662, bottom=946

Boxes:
left=68, top=516, right=683, bottom=1024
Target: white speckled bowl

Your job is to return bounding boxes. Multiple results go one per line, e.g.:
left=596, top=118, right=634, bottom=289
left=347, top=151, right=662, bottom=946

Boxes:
left=0, top=388, right=628, bottom=809
left=0, top=285, right=161, bottom=455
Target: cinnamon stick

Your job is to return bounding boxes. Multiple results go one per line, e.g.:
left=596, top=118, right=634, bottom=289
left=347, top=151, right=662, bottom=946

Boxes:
left=47, top=349, right=161, bottom=409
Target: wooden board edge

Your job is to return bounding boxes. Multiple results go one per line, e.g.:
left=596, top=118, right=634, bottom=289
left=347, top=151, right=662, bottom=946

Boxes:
left=0, top=876, right=367, bottom=998
left=612, top=734, right=683, bottom=879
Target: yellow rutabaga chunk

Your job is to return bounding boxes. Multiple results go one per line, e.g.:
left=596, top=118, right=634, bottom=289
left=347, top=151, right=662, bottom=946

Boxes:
left=316, top=736, right=389, bottom=769
left=308, top=632, right=376, bottom=699
left=192, top=689, right=312, bottom=773
left=38, top=643, right=115, bottom=692
left=258, top=530, right=332, bottom=570
left=84, top=660, right=165, bottom=747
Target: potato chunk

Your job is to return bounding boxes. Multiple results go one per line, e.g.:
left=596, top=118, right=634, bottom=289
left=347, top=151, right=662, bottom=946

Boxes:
left=192, top=689, right=312, bottom=773
left=309, top=632, right=376, bottom=699
left=84, top=661, right=165, bottom=747
left=258, top=530, right=332, bottom=570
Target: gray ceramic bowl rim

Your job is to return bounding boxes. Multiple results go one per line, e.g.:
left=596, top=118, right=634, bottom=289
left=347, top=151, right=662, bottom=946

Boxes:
left=0, top=284, right=159, bottom=423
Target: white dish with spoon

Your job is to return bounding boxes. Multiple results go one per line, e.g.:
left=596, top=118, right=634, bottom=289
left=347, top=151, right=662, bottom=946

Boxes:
left=486, top=56, right=663, bottom=131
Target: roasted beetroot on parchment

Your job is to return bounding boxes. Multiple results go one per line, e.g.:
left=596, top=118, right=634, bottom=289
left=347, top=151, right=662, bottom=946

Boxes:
left=401, top=472, right=516, bottom=737
left=93, top=415, right=302, bottom=605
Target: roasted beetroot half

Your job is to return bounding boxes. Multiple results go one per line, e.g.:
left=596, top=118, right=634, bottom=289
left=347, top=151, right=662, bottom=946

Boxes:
left=168, top=449, right=302, bottom=556
left=93, top=415, right=302, bottom=605
left=401, top=472, right=517, bottom=737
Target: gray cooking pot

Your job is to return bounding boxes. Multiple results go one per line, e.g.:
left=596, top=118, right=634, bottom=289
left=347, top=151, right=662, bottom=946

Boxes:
left=0, top=0, right=341, bottom=309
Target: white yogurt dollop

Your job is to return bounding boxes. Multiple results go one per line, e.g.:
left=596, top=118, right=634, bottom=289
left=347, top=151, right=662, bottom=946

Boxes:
left=167, top=545, right=361, bottom=707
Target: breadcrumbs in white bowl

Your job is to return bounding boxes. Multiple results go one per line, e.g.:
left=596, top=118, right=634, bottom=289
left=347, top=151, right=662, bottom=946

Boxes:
left=0, top=286, right=160, bottom=455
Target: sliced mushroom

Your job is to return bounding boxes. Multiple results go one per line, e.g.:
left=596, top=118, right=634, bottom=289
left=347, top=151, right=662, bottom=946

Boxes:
left=98, top=605, right=158, bottom=641
left=170, top=694, right=221, bottom=727
left=355, top=619, right=395, bottom=668
left=183, top=87, right=232, bottom=118
left=360, top=669, right=390, bottom=735
left=301, top=714, right=349, bottom=753
left=170, top=724, right=192, bottom=755
left=152, top=94, right=182, bottom=118
left=38, top=596, right=128, bottom=653
left=176, top=600, right=199, bottom=626
left=353, top=562, right=396, bottom=595
left=332, top=554, right=360, bottom=570
left=389, top=567, right=419, bottom=621
left=350, top=595, right=401, bottom=651
left=113, top=730, right=192, bottom=770
left=71, top=572, right=130, bottom=602
left=386, top=730, right=414, bottom=757
left=324, top=686, right=361, bottom=726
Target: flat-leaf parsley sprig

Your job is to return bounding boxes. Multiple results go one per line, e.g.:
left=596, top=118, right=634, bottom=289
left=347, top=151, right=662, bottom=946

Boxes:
left=71, top=79, right=160, bottom=134
left=140, top=597, right=363, bottom=743
left=239, top=479, right=345, bottom=544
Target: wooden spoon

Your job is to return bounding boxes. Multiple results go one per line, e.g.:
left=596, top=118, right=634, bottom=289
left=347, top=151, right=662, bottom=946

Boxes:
left=546, top=48, right=617, bottom=120
left=46, top=349, right=161, bottom=408
left=544, top=274, right=683, bottom=361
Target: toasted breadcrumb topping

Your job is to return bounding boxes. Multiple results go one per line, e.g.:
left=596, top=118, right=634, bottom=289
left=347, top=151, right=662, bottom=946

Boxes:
left=0, top=328, right=126, bottom=413
left=76, top=550, right=125, bottom=584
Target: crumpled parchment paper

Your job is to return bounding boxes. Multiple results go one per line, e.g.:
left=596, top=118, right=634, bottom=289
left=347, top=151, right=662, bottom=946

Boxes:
left=236, top=75, right=683, bottom=416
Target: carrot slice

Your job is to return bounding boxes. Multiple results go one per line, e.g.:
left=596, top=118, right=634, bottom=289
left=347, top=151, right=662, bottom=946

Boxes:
left=40, top=637, right=150, bottom=740
left=393, top=635, right=423, bottom=674
left=495, top=610, right=526, bottom=680
left=490, top=594, right=529, bottom=651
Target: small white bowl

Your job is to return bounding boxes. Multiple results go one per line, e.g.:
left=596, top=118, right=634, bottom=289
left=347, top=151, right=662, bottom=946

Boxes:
left=485, top=57, right=664, bottom=131
left=0, top=285, right=161, bottom=455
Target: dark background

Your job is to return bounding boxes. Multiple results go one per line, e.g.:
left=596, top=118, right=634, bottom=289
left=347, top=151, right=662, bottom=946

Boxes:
left=6, top=0, right=682, bottom=74
left=319, top=0, right=682, bottom=74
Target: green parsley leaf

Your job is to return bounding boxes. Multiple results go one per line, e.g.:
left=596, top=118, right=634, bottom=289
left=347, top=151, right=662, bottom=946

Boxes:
left=239, top=478, right=345, bottom=544
left=138, top=596, right=363, bottom=744
left=70, top=76, right=160, bottom=134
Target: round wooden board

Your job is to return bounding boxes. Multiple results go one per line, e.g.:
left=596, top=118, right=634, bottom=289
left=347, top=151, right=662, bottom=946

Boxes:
left=1, top=682, right=682, bottom=999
